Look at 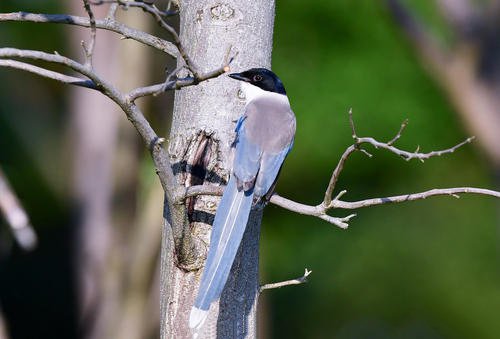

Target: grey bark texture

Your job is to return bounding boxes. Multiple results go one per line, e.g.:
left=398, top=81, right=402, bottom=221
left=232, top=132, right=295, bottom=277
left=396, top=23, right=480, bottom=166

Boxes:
left=160, top=1, right=275, bottom=338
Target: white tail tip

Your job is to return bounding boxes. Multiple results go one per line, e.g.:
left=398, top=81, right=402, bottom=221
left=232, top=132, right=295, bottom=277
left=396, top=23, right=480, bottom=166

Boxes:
left=189, top=307, right=208, bottom=331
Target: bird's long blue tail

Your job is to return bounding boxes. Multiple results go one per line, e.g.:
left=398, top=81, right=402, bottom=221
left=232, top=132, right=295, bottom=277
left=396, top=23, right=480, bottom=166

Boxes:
left=189, top=175, right=254, bottom=330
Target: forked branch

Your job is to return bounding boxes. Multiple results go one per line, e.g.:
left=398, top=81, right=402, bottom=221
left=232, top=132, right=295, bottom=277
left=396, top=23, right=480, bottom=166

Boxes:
left=322, top=109, right=475, bottom=206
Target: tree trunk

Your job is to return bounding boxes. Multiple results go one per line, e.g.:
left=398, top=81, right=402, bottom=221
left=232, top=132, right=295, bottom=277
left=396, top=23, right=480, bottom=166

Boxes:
left=160, top=1, right=275, bottom=338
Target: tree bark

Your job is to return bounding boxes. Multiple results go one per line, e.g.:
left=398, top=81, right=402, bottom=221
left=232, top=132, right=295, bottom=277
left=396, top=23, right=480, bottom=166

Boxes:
left=161, top=1, right=275, bottom=338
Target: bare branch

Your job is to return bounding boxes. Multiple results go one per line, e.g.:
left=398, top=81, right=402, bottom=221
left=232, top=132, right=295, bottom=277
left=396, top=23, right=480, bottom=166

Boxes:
left=0, top=59, right=97, bottom=89
left=82, top=0, right=97, bottom=68
left=265, top=193, right=356, bottom=229
left=0, top=12, right=178, bottom=57
left=0, top=167, right=37, bottom=250
left=183, top=185, right=350, bottom=229
left=275, top=187, right=500, bottom=227
left=323, top=109, right=474, bottom=206
left=330, top=187, right=500, bottom=209
left=260, top=269, right=312, bottom=293
left=356, top=135, right=476, bottom=162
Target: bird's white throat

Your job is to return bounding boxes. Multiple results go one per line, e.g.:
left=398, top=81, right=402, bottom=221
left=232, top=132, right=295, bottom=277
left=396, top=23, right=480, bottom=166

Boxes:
left=240, top=81, right=289, bottom=104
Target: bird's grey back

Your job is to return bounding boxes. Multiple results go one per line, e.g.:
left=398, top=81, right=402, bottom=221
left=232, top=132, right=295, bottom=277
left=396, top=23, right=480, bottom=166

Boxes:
left=244, top=97, right=296, bottom=153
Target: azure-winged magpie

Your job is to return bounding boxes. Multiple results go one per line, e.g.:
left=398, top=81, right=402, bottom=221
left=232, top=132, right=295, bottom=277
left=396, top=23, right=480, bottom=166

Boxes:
left=189, top=68, right=296, bottom=332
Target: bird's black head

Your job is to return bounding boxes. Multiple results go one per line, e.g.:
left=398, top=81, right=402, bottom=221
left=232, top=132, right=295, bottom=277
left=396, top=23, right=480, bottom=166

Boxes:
left=229, top=68, right=286, bottom=95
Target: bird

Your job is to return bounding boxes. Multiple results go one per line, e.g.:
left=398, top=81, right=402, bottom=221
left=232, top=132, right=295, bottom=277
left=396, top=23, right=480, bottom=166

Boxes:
left=189, top=68, right=296, bottom=332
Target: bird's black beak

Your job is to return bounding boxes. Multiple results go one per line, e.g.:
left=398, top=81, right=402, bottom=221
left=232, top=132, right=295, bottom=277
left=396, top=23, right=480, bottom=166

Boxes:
left=228, top=72, right=249, bottom=82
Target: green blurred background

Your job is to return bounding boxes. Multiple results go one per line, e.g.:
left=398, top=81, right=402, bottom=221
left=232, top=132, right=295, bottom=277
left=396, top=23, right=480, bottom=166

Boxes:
left=1, top=1, right=498, bottom=339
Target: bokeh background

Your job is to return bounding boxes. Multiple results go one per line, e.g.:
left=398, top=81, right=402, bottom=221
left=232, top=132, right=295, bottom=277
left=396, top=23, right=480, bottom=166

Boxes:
left=1, top=1, right=498, bottom=339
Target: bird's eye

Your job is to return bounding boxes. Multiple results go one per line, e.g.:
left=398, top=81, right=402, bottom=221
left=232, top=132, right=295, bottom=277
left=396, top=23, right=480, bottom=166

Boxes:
left=253, top=75, right=263, bottom=82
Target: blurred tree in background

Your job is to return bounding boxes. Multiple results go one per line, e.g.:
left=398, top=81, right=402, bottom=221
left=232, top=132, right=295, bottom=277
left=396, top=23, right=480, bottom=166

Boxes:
left=0, top=1, right=498, bottom=339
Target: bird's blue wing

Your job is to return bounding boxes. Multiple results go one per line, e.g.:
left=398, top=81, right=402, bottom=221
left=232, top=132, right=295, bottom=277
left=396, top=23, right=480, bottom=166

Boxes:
left=232, top=124, right=262, bottom=187
left=253, top=139, right=294, bottom=197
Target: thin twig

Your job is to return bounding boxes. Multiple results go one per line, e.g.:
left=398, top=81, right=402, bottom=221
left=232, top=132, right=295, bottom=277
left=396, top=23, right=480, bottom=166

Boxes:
left=329, top=187, right=500, bottom=209
left=82, top=0, right=97, bottom=68
left=387, top=118, right=408, bottom=146
left=346, top=108, right=354, bottom=137
left=0, top=167, right=37, bottom=250
left=358, top=135, right=476, bottom=161
left=259, top=269, right=312, bottom=293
